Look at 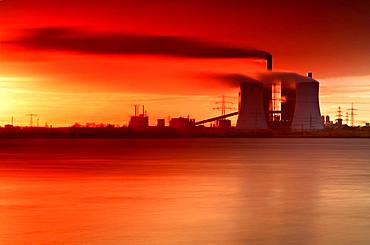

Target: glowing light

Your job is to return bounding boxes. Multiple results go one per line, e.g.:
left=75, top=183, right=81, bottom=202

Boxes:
left=281, top=96, right=287, bottom=103
left=0, top=76, right=36, bottom=82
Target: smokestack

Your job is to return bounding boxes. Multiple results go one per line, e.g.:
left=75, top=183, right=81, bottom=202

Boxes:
left=307, top=72, right=313, bottom=78
left=267, top=54, right=273, bottom=70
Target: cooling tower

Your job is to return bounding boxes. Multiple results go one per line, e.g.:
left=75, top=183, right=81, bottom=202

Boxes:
left=291, top=78, right=324, bottom=131
left=236, top=81, right=268, bottom=130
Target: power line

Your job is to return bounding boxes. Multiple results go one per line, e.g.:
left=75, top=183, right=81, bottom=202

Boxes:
left=347, top=103, right=358, bottom=127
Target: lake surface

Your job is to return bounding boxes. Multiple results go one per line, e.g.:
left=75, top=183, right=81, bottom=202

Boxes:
left=0, top=139, right=369, bottom=245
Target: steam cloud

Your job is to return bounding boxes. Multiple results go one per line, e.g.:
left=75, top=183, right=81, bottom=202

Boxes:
left=256, top=72, right=317, bottom=82
left=213, top=72, right=317, bottom=87
left=214, top=73, right=261, bottom=87
left=8, top=27, right=271, bottom=60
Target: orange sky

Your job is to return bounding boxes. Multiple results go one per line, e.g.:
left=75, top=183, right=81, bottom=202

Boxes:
left=0, top=0, right=369, bottom=126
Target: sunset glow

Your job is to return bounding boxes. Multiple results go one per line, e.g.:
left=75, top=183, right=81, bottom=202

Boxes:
left=1, top=2, right=370, bottom=244
left=0, top=0, right=369, bottom=126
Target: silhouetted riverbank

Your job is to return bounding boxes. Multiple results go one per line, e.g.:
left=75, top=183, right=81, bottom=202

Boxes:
left=0, top=126, right=369, bottom=138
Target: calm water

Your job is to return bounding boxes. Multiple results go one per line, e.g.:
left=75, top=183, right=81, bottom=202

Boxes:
left=0, top=139, right=369, bottom=245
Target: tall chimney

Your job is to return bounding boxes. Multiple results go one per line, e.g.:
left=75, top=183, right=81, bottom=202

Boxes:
left=267, top=54, right=273, bottom=70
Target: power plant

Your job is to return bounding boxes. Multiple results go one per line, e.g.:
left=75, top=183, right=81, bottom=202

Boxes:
left=233, top=55, right=323, bottom=131
left=236, top=72, right=324, bottom=131
left=195, top=55, right=324, bottom=132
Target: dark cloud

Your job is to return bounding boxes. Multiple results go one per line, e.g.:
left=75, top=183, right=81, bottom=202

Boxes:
left=7, top=27, right=271, bottom=62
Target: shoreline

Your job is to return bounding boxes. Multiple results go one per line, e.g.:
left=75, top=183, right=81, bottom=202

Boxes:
left=0, top=127, right=369, bottom=139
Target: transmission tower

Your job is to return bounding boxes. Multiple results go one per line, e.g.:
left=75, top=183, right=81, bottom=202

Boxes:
left=345, top=112, right=349, bottom=125
left=26, top=114, right=38, bottom=127
left=336, top=106, right=342, bottom=122
left=347, top=103, right=358, bottom=127
left=334, top=106, right=343, bottom=126
left=213, top=95, right=235, bottom=117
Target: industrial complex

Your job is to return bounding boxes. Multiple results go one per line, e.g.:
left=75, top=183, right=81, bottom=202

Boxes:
left=196, top=55, right=324, bottom=132
left=235, top=72, right=323, bottom=131
left=120, top=54, right=367, bottom=136
left=1, top=53, right=369, bottom=138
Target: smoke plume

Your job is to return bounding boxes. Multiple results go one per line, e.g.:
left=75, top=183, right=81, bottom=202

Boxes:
left=7, top=27, right=271, bottom=60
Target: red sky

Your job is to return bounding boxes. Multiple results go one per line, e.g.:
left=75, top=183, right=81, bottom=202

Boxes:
left=0, top=0, right=369, bottom=126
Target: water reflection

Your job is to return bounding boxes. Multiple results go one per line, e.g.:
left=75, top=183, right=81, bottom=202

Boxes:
left=0, top=139, right=369, bottom=244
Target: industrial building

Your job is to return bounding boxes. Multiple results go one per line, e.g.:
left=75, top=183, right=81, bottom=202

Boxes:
left=129, top=105, right=149, bottom=131
left=236, top=72, right=324, bottom=131
left=169, top=117, right=195, bottom=130
left=215, top=119, right=232, bottom=129
left=157, top=119, right=166, bottom=127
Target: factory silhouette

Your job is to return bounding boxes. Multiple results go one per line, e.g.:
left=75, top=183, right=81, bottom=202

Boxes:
left=1, top=60, right=369, bottom=138
left=129, top=55, right=324, bottom=132
left=2, top=29, right=370, bottom=137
